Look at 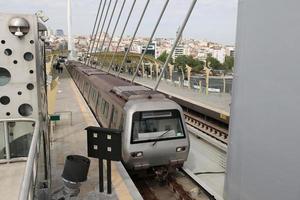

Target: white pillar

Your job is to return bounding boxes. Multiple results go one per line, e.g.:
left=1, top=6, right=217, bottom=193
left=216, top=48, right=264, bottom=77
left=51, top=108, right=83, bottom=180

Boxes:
left=67, top=0, right=75, bottom=59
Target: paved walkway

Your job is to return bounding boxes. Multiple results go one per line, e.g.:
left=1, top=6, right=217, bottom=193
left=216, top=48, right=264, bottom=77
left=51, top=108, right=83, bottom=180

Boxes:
left=50, top=67, right=142, bottom=200
left=105, top=68, right=231, bottom=115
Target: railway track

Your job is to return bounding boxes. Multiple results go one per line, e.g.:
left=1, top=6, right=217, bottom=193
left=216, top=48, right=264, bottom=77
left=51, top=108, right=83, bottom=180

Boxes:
left=133, top=169, right=212, bottom=200
left=184, top=112, right=228, bottom=144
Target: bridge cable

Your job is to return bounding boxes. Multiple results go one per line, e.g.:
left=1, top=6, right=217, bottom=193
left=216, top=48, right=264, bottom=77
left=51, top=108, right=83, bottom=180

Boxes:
left=100, top=0, right=127, bottom=69
left=86, top=0, right=107, bottom=65
left=90, top=0, right=113, bottom=68
left=107, top=0, right=137, bottom=73
left=117, top=0, right=150, bottom=77
left=97, top=0, right=119, bottom=62
left=154, top=0, right=198, bottom=91
left=131, top=0, right=170, bottom=83
left=84, top=0, right=103, bottom=65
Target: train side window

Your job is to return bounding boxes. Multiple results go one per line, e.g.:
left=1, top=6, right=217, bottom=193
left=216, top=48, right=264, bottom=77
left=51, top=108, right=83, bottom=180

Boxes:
left=119, top=114, right=124, bottom=130
left=104, top=101, right=109, bottom=119
left=100, top=99, right=109, bottom=118
left=88, top=87, right=94, bottom=102
left=100, top=99, right=106, bottom=114
left=95, top=93, right=102, bottom=115
left=111, top=108, right=119, bottom=128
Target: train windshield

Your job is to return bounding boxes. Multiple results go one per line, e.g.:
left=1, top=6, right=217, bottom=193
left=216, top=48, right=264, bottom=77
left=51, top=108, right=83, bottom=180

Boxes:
left=131, top=109, right=185, bottom=143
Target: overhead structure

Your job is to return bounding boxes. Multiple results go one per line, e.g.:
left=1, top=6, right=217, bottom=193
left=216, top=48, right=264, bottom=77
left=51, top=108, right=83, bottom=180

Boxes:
left=153, top=0, right=197, bottom=91
left=116, top=0, right=150, bottom=77
left=131, top=0, right=170, bottom=83
left=97, top=0, right=118, bottom=55
left=107, top=0, right=136, bottom=73
left=86, top=0, right=107, bottom=65
left=67, top=0, right=75, bottom=59
left=100, top=0, right=126, bottom=69
left=90, top=0, right=113, bottom=67
left=85, top=0, right=103, bottom=64
left=225, top=0, right=300, bottom=200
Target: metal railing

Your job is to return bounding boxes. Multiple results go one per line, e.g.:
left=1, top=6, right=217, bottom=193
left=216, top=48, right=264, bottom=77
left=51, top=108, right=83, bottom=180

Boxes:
left=0, top=118, right=40, bottom=200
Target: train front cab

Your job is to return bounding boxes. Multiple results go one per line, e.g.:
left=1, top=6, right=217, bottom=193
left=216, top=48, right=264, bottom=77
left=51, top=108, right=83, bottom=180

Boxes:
left=122, top=98, right=190, bottom=171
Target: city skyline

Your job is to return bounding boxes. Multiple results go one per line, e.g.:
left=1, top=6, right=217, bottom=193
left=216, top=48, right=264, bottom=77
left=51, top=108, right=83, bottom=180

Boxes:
left=1, top=0, right=238, bottom=45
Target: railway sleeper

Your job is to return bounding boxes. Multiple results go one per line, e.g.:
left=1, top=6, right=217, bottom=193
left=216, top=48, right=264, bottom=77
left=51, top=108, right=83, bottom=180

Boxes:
left=167, top=177, right=195, bottom=200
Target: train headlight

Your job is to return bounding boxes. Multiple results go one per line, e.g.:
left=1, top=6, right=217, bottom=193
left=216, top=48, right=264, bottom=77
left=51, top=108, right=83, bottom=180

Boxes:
left=131, top=151, right=143, bottom=158
left=176, top=147, right=186, bottom=152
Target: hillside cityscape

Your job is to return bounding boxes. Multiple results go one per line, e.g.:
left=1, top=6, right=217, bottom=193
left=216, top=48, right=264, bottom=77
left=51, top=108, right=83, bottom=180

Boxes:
left=47, top=29, right=235, bottom=74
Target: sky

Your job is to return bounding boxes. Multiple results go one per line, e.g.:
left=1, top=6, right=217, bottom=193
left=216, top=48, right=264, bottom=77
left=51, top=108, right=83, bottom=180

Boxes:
left=0, top=0, right=238, bottom=45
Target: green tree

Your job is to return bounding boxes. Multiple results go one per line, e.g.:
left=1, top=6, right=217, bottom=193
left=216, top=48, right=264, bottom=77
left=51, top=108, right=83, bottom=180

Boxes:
left=157, top=51, right=173, bottom=64
left=206, top=54, right=222, bottom=70
left=223, top=55, right=234, bottom=71
left=175, top=55, right=204, bottom=73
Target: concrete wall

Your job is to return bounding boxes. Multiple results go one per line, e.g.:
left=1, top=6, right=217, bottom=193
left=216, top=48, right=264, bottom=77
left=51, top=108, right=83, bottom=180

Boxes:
left=224, top=1, right=300, bottom=200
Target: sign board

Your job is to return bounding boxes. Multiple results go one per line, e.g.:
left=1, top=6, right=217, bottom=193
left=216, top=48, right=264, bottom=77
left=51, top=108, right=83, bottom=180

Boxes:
left=50, top=114, right=60, bottom=121
left=85, top=126, right=122, bottom=194
left=85, top=126, right=122, bottom=161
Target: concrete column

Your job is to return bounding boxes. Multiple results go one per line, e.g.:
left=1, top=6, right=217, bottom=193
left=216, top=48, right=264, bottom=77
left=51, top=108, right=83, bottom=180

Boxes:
left=168, top=63, right=174, bottom=81
left=155, top=62, right=159, bottom=79
left=150, top=63, right=153, bottom=79
left=186, top=64, right=192, bottom=88
left=141, top=61, right=145, bottom=77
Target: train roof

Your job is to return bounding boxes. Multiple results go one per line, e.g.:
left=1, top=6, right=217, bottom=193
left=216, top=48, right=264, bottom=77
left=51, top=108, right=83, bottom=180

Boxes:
left=72, top=63, right=165, bottom=103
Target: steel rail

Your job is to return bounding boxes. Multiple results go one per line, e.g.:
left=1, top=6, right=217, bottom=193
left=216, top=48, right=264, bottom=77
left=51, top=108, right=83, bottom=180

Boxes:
left=107, top=0, right=137, bottom=73
left=86, top=0, right=106, bottom=65
left=154, top=0, right=197, bottom=91
left=116, top=0, right=150, bottom=77
left=131, top=0, right=170, bottom=83
left=84, top=0, right=103, bottom=64
left=184, top=112, right=228, bottom=144
left=100, top=0, right=126, bottom=69
left=90, top=0, right=113, bottom=68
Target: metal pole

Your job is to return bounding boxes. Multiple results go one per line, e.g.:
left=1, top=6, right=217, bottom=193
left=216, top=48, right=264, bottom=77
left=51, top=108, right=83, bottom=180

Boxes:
left=131, top=0, right=169, bottom=83
left=3, top=122, right=10, bottom=161
left=100, top=0, right=126, bottom=69
left=117, top=0, right=150, bottom=77
left=85, top=0, right=103, bottom=64
left=67, top=0, right=74, bottom=59
left=154, top=0, right=197, bottom=91
left=107, top=0, right=136, bottom=73
left=91, top=0, right=113, bottom=68
left=86, top=0, right=107, bottom=65
left=98, top=0, right=118, bottom=58
left=107, top=160, right=112, bottom=194
left=99, top=159, right=104, bottom=192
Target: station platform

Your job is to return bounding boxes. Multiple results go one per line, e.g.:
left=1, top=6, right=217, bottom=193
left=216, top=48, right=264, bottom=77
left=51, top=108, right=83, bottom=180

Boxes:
left=184, top=128, right=226, bottom=200
left=105, top=68, right=230, bottom=121
left=50, top=67, right=143, bottom=200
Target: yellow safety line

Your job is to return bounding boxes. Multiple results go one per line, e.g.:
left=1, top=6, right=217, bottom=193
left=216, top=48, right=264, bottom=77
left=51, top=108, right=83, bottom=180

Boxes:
left=69, top=78, right=133, bottom=200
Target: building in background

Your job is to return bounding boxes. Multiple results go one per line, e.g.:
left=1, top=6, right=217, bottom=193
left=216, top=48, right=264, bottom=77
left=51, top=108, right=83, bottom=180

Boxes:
left=173, top=45, right=185, bottom=59
left=55, top=29, right=64, bottom=37
left=141, top=42, right=156, bottom=58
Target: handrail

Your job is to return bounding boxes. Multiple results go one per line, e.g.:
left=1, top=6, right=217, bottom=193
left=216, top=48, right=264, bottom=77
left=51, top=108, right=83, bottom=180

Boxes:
left=0, top=118, right=40, bottom=200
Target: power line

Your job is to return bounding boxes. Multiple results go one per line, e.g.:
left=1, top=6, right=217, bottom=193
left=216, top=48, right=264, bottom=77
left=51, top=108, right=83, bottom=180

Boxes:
left=116, top=0, right=150, bottom=77
left=90, top=0, right=113, bottom=68
left=131, top=0, right=170, bottom=83
left=100, top=0, right=126, bottom=69
left=85, top=0, right=103, bottom=65
left=107, top=0, right=137, bottom=73
left=98, top=0, right=118, bottom=56
left=86, top=0, right=107, bottom=65
left=154, top=0, right=198, bottom=91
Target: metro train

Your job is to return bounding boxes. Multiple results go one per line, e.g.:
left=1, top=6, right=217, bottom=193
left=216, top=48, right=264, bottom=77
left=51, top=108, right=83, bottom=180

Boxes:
left=66, top=61, right=190, bottom=172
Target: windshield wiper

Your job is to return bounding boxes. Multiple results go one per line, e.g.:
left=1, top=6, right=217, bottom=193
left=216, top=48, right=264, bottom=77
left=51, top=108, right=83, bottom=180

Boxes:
left=152, top=129, right=171, bottom=146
